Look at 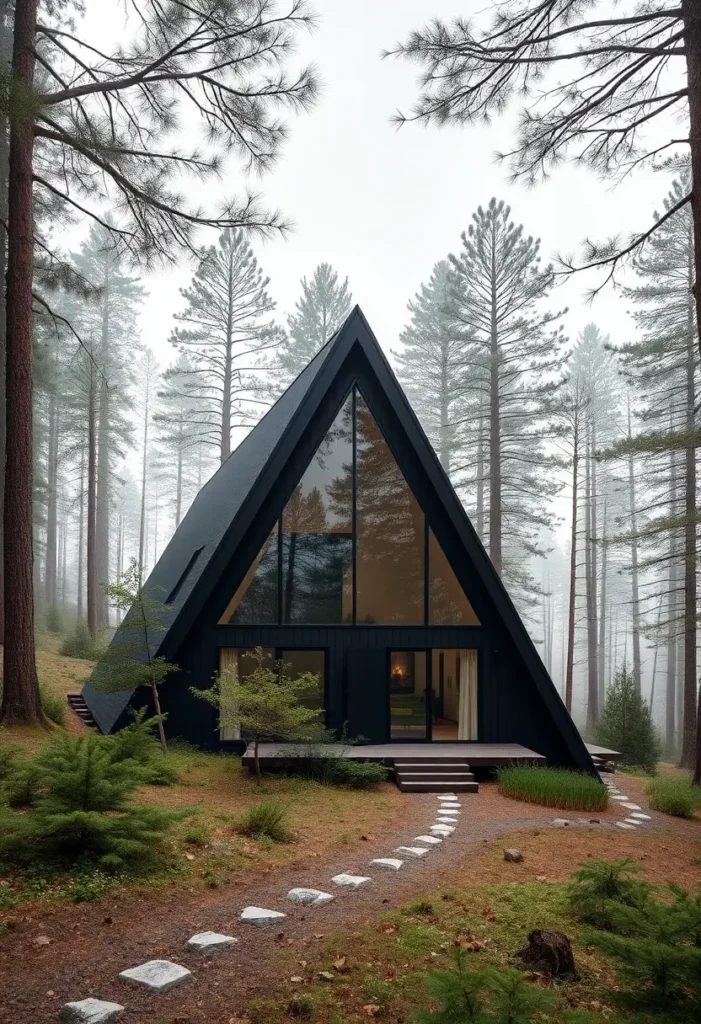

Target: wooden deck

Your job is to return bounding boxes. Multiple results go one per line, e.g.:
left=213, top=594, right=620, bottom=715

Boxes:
left=585, top=743, right=624, bottom=763
left=241, top=741, right=547, bottom=769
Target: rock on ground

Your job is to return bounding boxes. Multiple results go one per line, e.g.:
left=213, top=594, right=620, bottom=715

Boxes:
left=187, top=931, right=238, bottom=954
left=59, top=999, right=124, bottom=1024
left=287, top=888, right=335, bottom=906
left=240, top=906, right=286, bottom=926
left=503, top=848, right=523, bottom=862
left=119, top=960, right=192, bottom=993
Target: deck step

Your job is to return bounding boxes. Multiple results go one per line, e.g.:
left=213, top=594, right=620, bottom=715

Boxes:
left=397, top=779, right=479, bottom=793
left=394, top=759, right=478, bottom=793
left=67, top=692, right=95, bottom=727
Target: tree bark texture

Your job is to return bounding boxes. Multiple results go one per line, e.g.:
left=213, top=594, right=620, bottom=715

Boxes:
left=585, top=437, right=598, bottom=727
left=96, top=268, right=111, bottom=627
left=138, top=374, right=149, bottom=580
left=682, top=256, right=698, bottom=770
left=597, top=498, right=608, bottom=711
left=0, top=15, right=9, bottom=647
left=488, top=265, right=501, bottom=573
left=666, top=425, right=679, bottom=752
left=565, top=427, right=579, bottom=714
left=44, top=379, right=58, bottom=606
left=86, top=367, right=98, bottom=635
left=0, top=0, right=42, bottom=725
left=627, top=447, right=642, bottom=691
left=682, top=0, right=701, bottom=365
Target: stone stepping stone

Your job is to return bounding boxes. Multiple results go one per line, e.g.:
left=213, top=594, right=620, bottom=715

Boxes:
left=616, top=821, right=637, bottom=830
left=620, top=802, right=641, bottom=811
left=287, top=887, right=335, bottom=906
left=552, top=818, right=570, bottom=827
left=623, top=818, right=642, bottom=825
left=437, top=816, right=459, bottom=824
left=437, top=794, right=457, bottom=800
left=241, top=906, right=286, bottom=926
left=187, top=931, right=238, bottom=954
left=414, top=835, right=441, bottom=845
left=371, top=857, right=404, bottom=870
left=119, top=960, right=191, bottom=993
left=331, top=873, right=371, bottom=887
left=395, top=845, right=429, bottom=858
left=440, top=801, right=461, bottom=808
left=611, top=795, right=629, bottom=801
left=59, top=1000, right=124, bottom=1024
left=631, top=812, right=651, bottom=821
left=431, top=825, right=454, bottom=835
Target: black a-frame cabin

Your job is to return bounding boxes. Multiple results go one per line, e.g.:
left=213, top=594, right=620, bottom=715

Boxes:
left=83, top=307, right=595, bottom=775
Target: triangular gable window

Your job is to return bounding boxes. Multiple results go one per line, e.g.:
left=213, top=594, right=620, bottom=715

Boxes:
left=219, top=387, right=479, bottom=626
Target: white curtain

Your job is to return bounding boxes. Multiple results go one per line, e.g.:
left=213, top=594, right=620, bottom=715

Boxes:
left=219, top=648, right=241, bottom=740
left=457, top=649, right=478, bottom=740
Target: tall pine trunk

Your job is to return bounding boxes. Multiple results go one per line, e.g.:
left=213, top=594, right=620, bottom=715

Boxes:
left=666, top=422, right=679, bottom=752
left=138, top=384, right=149, bottom=580
left=0, top=9, right=10, bottom=648
left=96, top=268, right=111, bottom=628
left=488, top=257, right=501, bottom=572
left=585, top=435, right=598, bottom=727
left=475, top=390, right=485, bottom=540
left=683, top=241, right=699, bottom=773
left=86, top=364, right=98, bottom=635
left=627, top=406, right=642, bottom=691
left=0, top=0, right=43, bottom=725
left=597, top=498, right=608, bottom=710
left=682, top=0, right=701, bottom=365
left=44, top=382, right=58, bottom=606
left=220, top=256, right=234, bottom=464
left=77, top=442, right=85, bottom=617
left=565, top=420, right=579, bottom=714
left=439, top=351, right=450, bottom=473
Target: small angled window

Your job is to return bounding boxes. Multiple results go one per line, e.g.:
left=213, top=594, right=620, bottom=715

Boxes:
left=166, top=546, right=204, bottom=605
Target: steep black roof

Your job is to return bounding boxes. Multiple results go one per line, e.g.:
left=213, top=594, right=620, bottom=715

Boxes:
left=83, top=306, right=594, bottom=775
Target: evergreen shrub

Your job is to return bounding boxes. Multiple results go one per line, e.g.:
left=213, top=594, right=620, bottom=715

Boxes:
left=107, top=709, right=180, bottom=785
left=38, top=685, right=67, bottom=727
left=60, top=618, right=103, bottom=660
left=496, top=765, right=608, bottom=811
left=237, top=799, right=291, bottom=842
left=594, top=667, right=660, bottom=773
left=646, top=776, right=701, bottom=818
left=569, top=858, right=650, bottom=930
left=0, top=734, right=183, bottom=871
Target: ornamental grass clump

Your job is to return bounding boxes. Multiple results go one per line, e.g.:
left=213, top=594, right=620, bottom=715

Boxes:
left=646, top=776, right=701, bottom=818
left=496, top=765, right=609, bottom=811
left=237, top=799, right=291, bottom=843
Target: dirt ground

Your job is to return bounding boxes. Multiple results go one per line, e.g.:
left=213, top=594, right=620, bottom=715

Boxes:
left=2, top=775, right=701, bottom=1024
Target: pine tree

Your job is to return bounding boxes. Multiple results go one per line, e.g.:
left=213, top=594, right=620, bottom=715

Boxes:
left=271, top=263, right=352, bottom=393
left=170, top=229, right=278, bottom=464
left=449, top=199, right=566, bottom=611
left=395, top=261, right=472, bottom=477
left=595, top=667, right=660, bottom=773
left=192, top=647, right=323, bottom=781
left=94, top=559, right=179, bottom=754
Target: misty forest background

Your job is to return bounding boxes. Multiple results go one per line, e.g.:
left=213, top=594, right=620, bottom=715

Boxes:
left=0, top=2, right=698, bottom=763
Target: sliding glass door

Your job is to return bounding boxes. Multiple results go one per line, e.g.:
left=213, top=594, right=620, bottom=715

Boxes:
left=388, top=648, right=478, bottom=741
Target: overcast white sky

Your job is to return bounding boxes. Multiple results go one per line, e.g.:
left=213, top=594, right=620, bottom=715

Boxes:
left=81, top=0, right=673, bottom=373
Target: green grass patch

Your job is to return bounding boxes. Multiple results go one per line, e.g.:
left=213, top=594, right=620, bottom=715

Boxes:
left=497, top=765, right=609, bottom=811
left=646, top=775, right=701, bottom=818
left=237, top=799, right=292, bottom=842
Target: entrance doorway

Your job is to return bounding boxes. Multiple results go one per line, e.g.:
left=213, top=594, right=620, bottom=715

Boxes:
left=388, top=649, right=478, bottom=741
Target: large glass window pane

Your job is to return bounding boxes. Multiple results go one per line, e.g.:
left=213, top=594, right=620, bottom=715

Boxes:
left=280, top=650, right=325, bottom=727
left=431, top=649, right=477, bottom=740
left=219, top=525, right=278, bottom=624
left=428, top=529, right=480, bottom=625
left=356, top=394, right=424, bottom=624
left=390, top=651, right=427, bottom=739
left=282, top=397, right=353, bottom=623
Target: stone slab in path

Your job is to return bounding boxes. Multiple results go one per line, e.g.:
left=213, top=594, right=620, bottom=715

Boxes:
left=119, top=960, right=192, bottom=993
left=395, top=846, right=429, bottom=858
left=59, top=999, right=124, bottom=1024
left=414, top=835, right=442, bottom=845
left=287, top=887, right=336, bottom=906
left=620, top=802, right=641, bottom=810
left=371, top=858, right=404, bottom=870
left=240, top=906, right=286, bottom=926
left=616, top=821, right=637, bottom=830
left=611, top=795, right=629, bottom=801
left=331, top=873, right=371, bottom=887
left=187, top=931, right=238, bottom=954
left=552, top=819, right=570, bottom=827
left=623, top=818, right=642, bottom=825
left=431, top=825, right=455, bottom=835
left=631, top=812, right=652, bottom=821
left=437, top=817, right=458, bottom=825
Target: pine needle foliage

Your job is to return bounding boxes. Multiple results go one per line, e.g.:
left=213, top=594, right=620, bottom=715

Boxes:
left=0, top=734, right=182, bottom=872
left=60, top=618, right=104, bottom=660
left=237, top=799, right=291, bottom=842
left=95, top=559, right=180, bottom=754
left=411, top=948, right=555, bottom=1023
left=569, top=858, right=650, bottom=930
left=192, top=647, right=322, bottom=781
left=594, top=667, right=660, bottom=773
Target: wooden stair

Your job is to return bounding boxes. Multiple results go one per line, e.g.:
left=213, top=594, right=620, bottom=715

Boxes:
left=393, top=758, right=479, bottom=793
left=67, top=692, right=96, bottom=728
